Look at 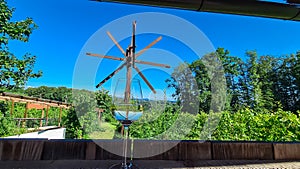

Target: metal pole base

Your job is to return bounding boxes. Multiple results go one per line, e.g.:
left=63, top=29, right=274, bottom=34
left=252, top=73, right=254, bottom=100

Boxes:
left=109, top=162, right=139, bottom=169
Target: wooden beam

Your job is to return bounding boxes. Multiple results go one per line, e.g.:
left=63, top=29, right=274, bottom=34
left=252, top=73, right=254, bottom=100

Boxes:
left=46, top=105, right=49, bottom=126
left=40, top=108, right=44, bottom=127
left=107, top=31, right=126, bottom=56
left=125, top=55, right=132, bottom=120
left=134, top=66, right=156, bottom=94
left=58, top=107, right=62, bottom=127
left=86, top=53, right=124, bottom=61
left=135, top=36, right=162, bottom=58
left=0, top=96, right=70, bottom=108
left=22, top=103, right=28, bottom=127
left=135, top=59, right=170, bottom=68
left=15, top=118, right=45, bottom=120
left=28, top=103, right=47, bottom=110
left=95, top=108, right=104, bottom=127
left=10, top=100, right=14, bottom=116
left=0, top=92, right=70, bottom=108
left=96, top=63, right=127, bottom=88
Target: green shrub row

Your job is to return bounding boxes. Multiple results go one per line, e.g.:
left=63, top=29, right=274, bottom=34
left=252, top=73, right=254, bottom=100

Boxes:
left=129, top=107, right=300, bottom=142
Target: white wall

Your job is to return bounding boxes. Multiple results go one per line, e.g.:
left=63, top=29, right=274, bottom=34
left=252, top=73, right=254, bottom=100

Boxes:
left=6, top=127, right=66, bottom=139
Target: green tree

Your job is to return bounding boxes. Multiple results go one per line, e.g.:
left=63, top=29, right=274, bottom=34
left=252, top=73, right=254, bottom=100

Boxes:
left=72, top=89, right=96, bottom=117
left=79, top=111, right=102, bottom=138
left=235, top=51, right=279, bottom=111
left=257, top=55, right=277, bottom=111
left=216, top=48, right=243, bottom=111
left=63, top=107, right=82, bottom=139
left=0, top=0, right=42, bottom=89
left=291, top=51, right=300, bottom=111
left=166, top=63, right=199, bottom=113
left=0, top=101, right=19, bottom=137
left=25, top=86, right=55, bottom=99
left=95, top=88, right=116, bottom=123
left=272, top=52, right=300, bottom=112
left=236, top=61, right=251, bottom=109
left=246, top=51, right=263, bottom=109
left=168, top=48, right=229, bottom=113
left=25, top=86, right=72, bottom=102
left=189, top=59, right=211, bottom=113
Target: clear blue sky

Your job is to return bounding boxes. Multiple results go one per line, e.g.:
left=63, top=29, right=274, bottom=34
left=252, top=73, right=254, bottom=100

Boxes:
left=7, top=0, right=300, bottom=97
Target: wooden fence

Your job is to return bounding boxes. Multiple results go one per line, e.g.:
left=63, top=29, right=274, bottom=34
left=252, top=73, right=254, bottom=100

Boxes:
left=0, top=139, right=299, bottom=161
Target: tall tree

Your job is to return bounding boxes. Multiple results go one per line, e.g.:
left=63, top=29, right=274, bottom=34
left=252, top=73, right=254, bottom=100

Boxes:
left=292, top=51, right=300, bottom=111
left=215, top=48, right=242, bottom=111
left=236, top=61, right=251, bottom=109
left=166, top=63, right=199, bottom=113
left=257, top=55, right=277, bottom=110
left=273, top=52, right=300, bottom=112
left=0, top=0, right=42, bottom=89
left=167, top=50, right=227, bottom=113
left=246, top=51, right=263, bottom=109
left=188, top=59, right=211, bottom=113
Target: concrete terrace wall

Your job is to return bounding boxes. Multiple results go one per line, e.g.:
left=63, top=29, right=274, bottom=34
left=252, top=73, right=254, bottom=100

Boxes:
left=0, top=139, right=299, bottom=161
left=5, top=128, right=66, bottom=139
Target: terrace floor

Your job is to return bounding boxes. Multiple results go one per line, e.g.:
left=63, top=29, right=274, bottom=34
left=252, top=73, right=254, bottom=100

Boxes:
left=0, top=160, right=299, bottom=169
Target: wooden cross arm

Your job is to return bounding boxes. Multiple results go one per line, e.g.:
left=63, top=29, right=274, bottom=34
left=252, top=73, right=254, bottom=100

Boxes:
left=135, top=59, right=170, bottom=68
left=96, top=63, right=127, bottom=88
left=134, top=66, right=156, bottom=94
left=86, top=52, right=124, bottom=61
left=107, top=31, right=126, bottom=56
left=135, top=36, right=162, bottom=58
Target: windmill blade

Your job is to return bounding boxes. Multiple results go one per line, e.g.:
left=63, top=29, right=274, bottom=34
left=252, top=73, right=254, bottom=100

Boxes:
left=135, top=36, right=162, bottom=58
left=96, top=63, right=126, bottom=88
left=134, top=66, right=156, bottom=94
left=135, top=59, right=170, bottom=68
left=86, top=52, right=124, bottom=61
left=107, top=31, right=126, bottom=56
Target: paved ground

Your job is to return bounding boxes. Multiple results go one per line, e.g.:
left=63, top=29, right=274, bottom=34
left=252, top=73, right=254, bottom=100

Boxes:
left=0, top=160, right=299, bottom=169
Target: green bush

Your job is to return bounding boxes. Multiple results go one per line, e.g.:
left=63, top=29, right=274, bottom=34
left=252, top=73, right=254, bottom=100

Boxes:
left=127, top=106, right=300, bottom=141
left=63, top=107, right=82, bottom=139
left=0, top=101, right=22, bottom=137
left=210, top=108, right=300, bottom=141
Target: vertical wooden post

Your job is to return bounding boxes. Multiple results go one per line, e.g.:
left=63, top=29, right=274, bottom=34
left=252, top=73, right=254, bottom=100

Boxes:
left=98, top=109, right=102, bottom=126
left=10, top=100, right=14, bottom=116
left=40, top=108, right=44, bottom=127
left=22, top=103, right=28, bottom=127
left=45, top=105, right=49, bottom=126
left=98, top=109, right=101, bottom=119
left=122, top=21, right=136, bottom=135
left=58, top=107, right=62, bottom=127
left=125, top=62, right=132, bottom=110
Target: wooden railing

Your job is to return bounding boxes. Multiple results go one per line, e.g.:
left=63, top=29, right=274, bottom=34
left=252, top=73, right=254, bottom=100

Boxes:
left=14, top=118, right=46, bottom=127
left=0, top=139, right=299, bottom=161
left=13, top=118, right=59, bottom=128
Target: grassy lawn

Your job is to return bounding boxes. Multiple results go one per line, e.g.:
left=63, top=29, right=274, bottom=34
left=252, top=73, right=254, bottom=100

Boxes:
left=89, top=122, right=117, bottom=139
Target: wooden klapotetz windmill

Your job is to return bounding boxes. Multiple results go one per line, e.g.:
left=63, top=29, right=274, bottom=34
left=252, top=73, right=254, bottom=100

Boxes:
left=87, top=21, right=170, bottom=116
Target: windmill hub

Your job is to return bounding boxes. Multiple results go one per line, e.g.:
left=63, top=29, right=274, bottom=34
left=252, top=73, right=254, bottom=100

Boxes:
left=86, top=21, right=170, bottom=94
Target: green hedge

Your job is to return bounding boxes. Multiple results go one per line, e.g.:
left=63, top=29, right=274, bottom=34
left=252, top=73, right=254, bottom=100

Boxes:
left=211, top=109, right=300, bottom=141
left=129, top=107, right=300, bottom=142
